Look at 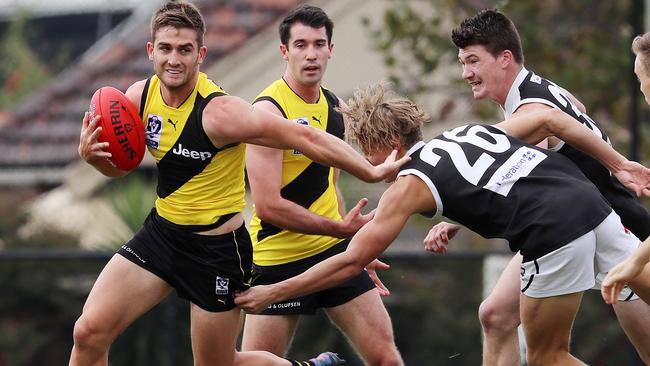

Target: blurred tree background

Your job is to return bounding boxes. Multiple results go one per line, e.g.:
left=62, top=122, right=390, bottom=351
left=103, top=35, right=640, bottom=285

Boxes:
left=363, top=0, right=648, bottom=170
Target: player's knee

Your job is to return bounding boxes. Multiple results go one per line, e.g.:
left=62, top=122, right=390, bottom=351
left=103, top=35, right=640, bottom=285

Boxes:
left=72, top=315, right=111, bottom=349
left=478, top=299, right=519, bottom=334
left=366, top=348, right=403, bottom=366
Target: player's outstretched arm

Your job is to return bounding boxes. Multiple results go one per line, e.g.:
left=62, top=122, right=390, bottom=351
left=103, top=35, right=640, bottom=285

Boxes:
left=246, top=101, right=373, bottom=238
left=235, top=175, right=432, bottom=313
left=498, top=109, right=650, bottom=197
left=203, top=95, right=409, bottom=183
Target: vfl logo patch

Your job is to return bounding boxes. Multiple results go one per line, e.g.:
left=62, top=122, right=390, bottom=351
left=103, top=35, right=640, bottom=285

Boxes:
left=293, top=117, right=309, bottom=155
left=146, top=113, right=163, bottom=149
left=215, top=276, right=229, bottom=295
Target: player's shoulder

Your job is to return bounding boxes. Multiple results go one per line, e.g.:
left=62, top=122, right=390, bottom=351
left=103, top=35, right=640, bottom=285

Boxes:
left=125, top=79, right=149, bottom=111
left=197, top=72, right=228, bottom=97
left=320, top=86, right=340, bottom=107
left=255, top=79, right=285, bottom=100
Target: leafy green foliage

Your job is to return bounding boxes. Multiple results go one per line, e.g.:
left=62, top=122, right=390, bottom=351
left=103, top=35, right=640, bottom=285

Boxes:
left=102, top=173, right=156, bottom=242
left=364, top=0, right=633, bottom=119
left=0, top=12, right=51, bottom=109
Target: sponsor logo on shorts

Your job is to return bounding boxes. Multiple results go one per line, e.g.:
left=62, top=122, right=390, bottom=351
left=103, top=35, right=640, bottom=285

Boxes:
left=292, top=117, right=309, bottom=155
left=215, top=276, right=229, bottom=295
left=121, top=244, right=146, bottom=264
left=268, top=301, right=301, bottom=309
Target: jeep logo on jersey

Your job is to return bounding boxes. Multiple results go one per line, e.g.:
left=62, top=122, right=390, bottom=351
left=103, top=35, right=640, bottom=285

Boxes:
left=172, top=143, right=212, bottom=161
left=293, top=117, right=309, bottom=155
left=109, top=101, right=137, bottom=159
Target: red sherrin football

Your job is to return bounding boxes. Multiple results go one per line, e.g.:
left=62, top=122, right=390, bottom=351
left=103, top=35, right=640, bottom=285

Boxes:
left=89, top=86, right=145, bottom=171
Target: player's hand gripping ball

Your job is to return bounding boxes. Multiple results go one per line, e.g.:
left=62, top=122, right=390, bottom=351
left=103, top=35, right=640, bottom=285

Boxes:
left=89, top=87, right=145, bottom=171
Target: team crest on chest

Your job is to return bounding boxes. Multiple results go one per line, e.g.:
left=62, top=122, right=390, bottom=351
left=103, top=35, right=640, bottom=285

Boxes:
left=292, top=117, right=309, bottom=155
left=146, top=113, right=164, bottom=149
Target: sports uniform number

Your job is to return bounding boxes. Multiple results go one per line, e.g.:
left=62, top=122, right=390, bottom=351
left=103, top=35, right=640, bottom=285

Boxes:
left=420, top=125, right=510, bottom=185
left=546, top=84, right=607, bottom=142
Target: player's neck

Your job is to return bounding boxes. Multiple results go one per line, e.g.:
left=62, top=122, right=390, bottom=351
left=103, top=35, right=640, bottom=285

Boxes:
left=160, top=74, right=199, bottom=108
left=283, top=73, right=321, bottom=104
left=496, top=64, right=524, bottom=107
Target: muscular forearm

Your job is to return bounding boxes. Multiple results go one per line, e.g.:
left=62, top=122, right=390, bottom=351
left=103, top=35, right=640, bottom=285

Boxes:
left=257, top=200, right=345, bottom=238
left=87, top=158, right=128, bottom=178
left=631, top=240, right=650, bottom=266
left=272, top=252, right=366, bottom=301
left=299, top=128, right=380, bottom=182
left=545, top=110, right=627, bottom=173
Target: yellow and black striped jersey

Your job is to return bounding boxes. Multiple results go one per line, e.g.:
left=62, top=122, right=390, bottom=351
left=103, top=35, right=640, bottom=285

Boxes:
left=139, top=72, right=246, bottom=229
left=249, top=79, right=345, bottom=265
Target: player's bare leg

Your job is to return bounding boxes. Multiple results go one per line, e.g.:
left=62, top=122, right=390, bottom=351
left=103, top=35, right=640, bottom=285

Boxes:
left=190, top=305, right=302, bottom=366
left=69, top=255, right=173, bottom=366
left=241, top=314, right=300, bottom=356
left=325, top=288, right=403, bottom=366
left=611, top=299, right=650, bottom=363
left=629, top=263, right=650, bottom=305
left=479, top=253, right=522, bottom=366
left=521, top=292, right=586, bottom=366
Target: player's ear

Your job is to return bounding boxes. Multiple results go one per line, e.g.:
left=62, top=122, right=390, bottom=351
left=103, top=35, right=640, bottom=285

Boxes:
left=280, top=43, right=289, bottom=61
left=197, top=46, right=207, bottom=64
left=147, top=42, right=154, bottom=61
left=500, top=50, right=513, bottom=68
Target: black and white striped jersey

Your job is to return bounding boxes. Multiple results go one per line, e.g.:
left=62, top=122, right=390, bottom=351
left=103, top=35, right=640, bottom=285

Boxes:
left=398, top=124, right=612, bottom=261
left=502, top=68, right=650, bottom=240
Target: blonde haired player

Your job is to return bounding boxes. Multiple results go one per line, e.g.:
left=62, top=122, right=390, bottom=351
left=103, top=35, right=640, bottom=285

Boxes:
left=237, top=82, right=650, bottom=366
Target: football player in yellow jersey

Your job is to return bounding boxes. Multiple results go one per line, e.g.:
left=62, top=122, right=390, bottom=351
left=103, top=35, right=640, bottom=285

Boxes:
left=241, top=5, right=403, bottom=366
left=71, top=2, right=407, bottom=366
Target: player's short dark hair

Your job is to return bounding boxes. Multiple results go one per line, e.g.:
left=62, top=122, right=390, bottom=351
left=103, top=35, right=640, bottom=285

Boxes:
left=151, top=0, right=205, bottom=46
left=451, top=8, right=524, bottom=64
left=279, top=4, right=333, bottom=46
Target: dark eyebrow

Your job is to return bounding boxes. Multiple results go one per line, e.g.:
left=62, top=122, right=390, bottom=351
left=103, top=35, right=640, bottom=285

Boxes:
left=157, top=41, right=194, bottom=48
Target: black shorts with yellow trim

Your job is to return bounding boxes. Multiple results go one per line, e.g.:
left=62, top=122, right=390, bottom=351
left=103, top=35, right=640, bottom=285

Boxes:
left=118, top=209, right=252, bottom=312
left=251, top=238, right=375, bottom=315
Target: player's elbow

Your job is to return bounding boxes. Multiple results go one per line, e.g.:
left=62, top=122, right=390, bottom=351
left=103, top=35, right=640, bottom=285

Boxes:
left=544, top=109, right=568, bottom=136
left=254, top=205, right=275, bottom=222
left=298, top=124, right=322, bottom=147
left=343, top=254, right=369, bottom=276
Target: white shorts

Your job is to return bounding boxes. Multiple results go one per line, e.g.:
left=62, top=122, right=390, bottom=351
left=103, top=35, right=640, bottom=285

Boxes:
left=520, top=211, right=640, bottom=299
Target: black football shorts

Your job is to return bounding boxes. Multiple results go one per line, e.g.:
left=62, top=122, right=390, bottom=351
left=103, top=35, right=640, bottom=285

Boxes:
left=118, top=209, right=252, bottom=312
left=251, top=238, right=375, bottom=315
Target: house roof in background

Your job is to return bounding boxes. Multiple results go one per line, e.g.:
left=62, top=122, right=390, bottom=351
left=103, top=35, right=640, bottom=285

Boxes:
left=0, top=0, right=145, bottom=19
left=0, top=0, right=299, bottom=185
